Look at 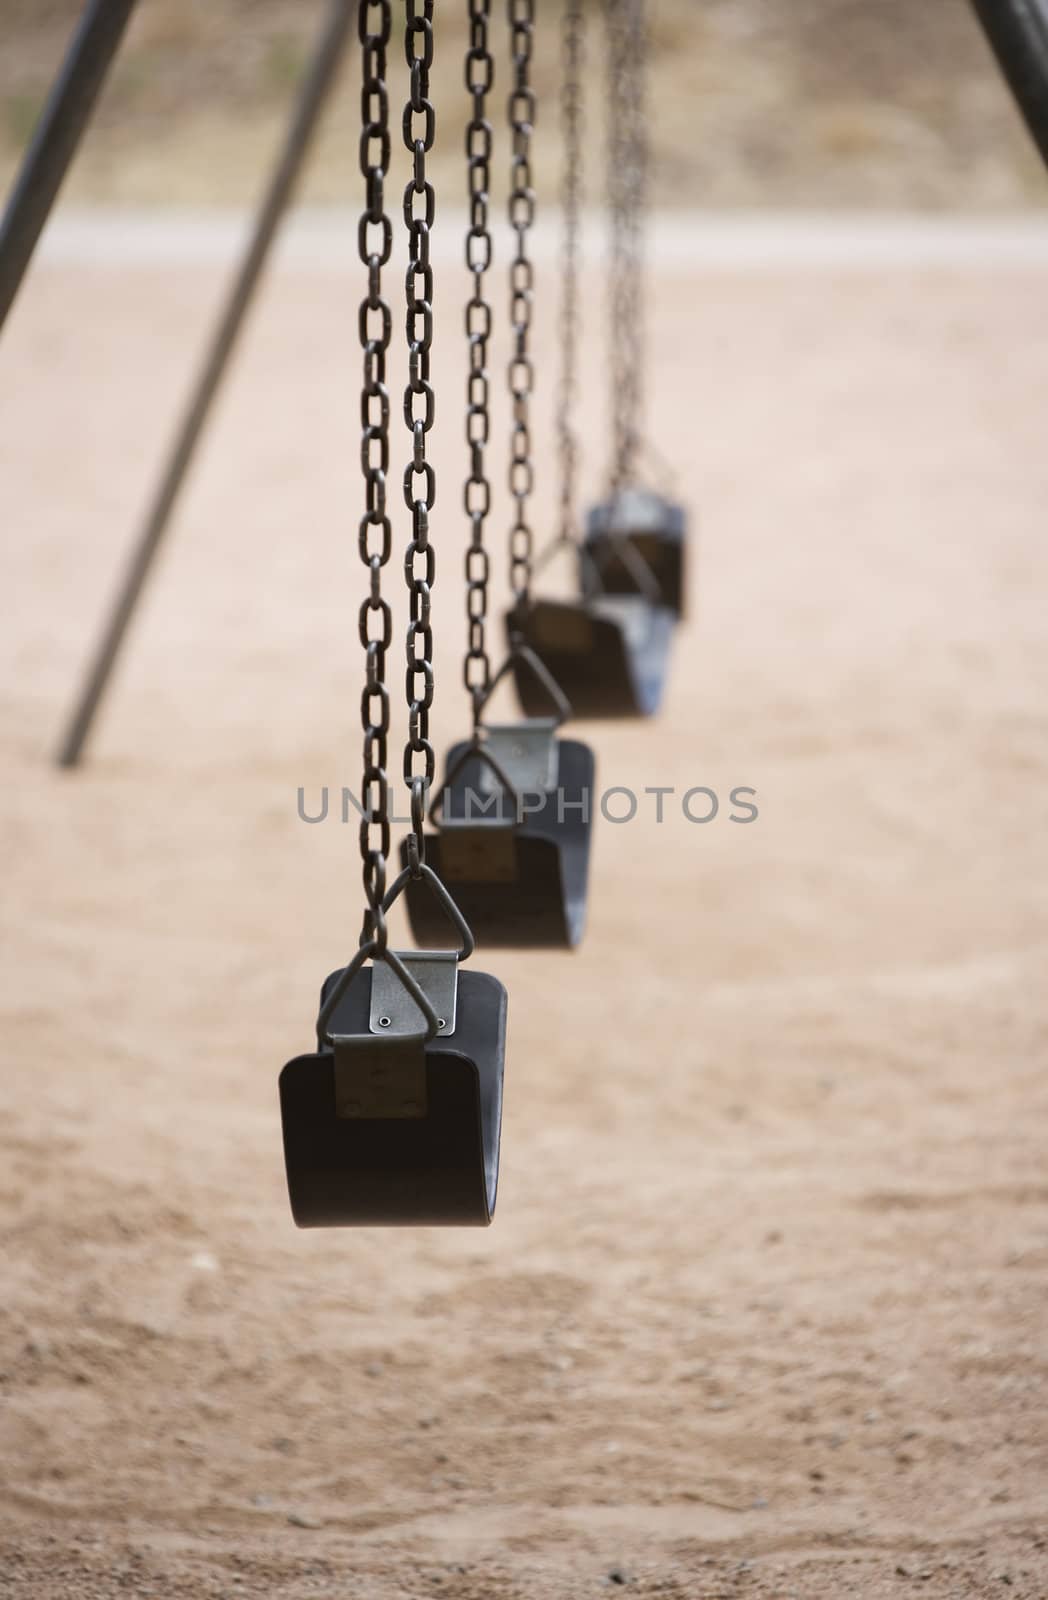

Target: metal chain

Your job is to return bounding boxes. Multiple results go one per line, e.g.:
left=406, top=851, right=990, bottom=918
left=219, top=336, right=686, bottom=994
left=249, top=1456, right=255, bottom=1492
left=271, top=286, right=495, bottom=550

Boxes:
left=507, top=0, right=536, bottom=608
left=556, top=0, right=584, bottom=546
left=402, top=0, right=437, bottom=868
left=625, top=0, right=648, bottom=479
left=464, top=0, right=494, bottom=726
left=605, top=0, right=648, bottom=493
left=357, top=0, right=393, bottom=952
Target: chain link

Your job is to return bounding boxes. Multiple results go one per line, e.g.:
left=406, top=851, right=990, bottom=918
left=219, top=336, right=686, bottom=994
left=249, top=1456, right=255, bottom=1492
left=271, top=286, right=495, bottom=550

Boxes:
left=507, top=0, right=536, bottom=606
left=464, top=0, right=494, bottom=723
left=556, top=0, right=584, bottom=545
left=605, top=0, right=648, bottom=493
left=357, top=0, right=393, bottom=951
left=402, top=0, right=437, bottom=864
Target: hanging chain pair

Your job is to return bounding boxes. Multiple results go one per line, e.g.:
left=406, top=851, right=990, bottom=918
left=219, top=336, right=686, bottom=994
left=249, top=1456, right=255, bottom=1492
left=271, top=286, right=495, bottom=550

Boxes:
left=605, top=0, right=648, bottom=493
left=355, top=0, right=436, bottom=949
left=402, top=0, right=437, bottom=872
left=556, top=0, right=584, bottom=548
left=357, top=0, right=394, bottom=951
left=463, top=0, right=495, bottom=725
left=507, top=0, right=536, bottom=609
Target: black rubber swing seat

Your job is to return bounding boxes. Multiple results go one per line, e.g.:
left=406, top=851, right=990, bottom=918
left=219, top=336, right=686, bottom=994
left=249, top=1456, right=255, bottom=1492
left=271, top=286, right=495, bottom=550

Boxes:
left=582, top=486, right=688, bottom=620
left=507, top=593, right=675, bottom=720
left=401, top=732, right=595, bottom=948
left=279, top=872, right=506, bottom=1227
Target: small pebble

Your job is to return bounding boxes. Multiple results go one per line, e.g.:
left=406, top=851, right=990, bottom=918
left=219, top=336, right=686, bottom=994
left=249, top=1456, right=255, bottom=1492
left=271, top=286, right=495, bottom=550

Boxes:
left=287, top=1512, right=322, bottom=1529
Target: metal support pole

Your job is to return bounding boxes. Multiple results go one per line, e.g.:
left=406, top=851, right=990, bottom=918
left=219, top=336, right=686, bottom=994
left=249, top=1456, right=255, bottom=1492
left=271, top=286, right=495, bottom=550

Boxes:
left=971, top=0, right=1048, bottom=169
left=54, top=0, right=353, bottom=767
left=0, top=0, right=137, bottom=337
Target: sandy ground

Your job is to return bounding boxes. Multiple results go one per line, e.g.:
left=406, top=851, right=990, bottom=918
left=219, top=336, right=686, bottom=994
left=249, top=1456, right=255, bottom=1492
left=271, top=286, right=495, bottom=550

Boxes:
left=1, top=219, right=1047, bottom=1598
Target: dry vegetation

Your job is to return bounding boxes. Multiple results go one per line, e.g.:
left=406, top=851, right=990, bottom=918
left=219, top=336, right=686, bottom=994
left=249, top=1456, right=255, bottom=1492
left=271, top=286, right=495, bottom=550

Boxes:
left=0, top=0, right=1045, bottom=209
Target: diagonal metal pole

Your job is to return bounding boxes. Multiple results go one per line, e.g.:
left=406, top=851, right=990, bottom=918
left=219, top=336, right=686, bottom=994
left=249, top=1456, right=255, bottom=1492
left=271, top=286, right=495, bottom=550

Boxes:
left=0, top=0, right=138, bottom=337
left=970, top=0, right=1048, bottom=168
left=56, top=0, right=353, bottom=768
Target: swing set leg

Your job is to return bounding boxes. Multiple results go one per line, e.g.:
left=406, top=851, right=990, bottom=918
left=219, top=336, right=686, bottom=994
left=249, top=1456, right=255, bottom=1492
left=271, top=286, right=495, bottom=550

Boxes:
left=0, top=0, right=138, bottom=338
left=55, top=0, right=353, bottom=769
left=970, top=0, right=1048, bottom=170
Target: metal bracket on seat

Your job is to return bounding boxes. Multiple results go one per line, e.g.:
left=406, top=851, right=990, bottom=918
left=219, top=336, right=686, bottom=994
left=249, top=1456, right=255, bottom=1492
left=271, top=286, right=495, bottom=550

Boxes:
left=368, top=949, right=458, bottom=1038
left=438, top=818, right=519, bottom=881
left=527, top=601, right=593, bottom=654
left=475, top=718, right=558, bottom=797
left=330, top=950, right=459, bottom=1122
left=332, top=1033, right=427, bottom=1120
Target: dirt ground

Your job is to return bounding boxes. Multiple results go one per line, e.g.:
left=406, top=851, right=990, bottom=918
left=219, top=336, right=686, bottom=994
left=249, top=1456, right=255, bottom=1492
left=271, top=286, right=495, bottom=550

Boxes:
left=2, top=223, right=1048, bottom=1598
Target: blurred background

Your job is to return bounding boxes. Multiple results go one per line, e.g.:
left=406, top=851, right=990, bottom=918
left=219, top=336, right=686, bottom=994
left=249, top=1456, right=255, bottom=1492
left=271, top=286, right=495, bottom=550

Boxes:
left=1, top=0, right=1044, bottom=209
